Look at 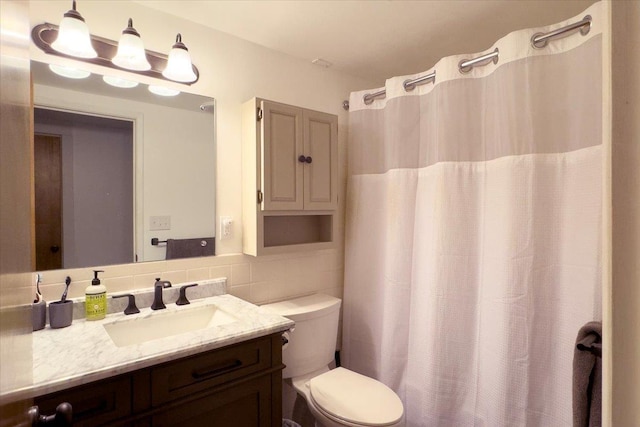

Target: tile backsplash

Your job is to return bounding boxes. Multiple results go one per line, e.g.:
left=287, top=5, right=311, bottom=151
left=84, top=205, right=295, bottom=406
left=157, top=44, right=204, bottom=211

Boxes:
left=34, top=250, right=344, bottom=307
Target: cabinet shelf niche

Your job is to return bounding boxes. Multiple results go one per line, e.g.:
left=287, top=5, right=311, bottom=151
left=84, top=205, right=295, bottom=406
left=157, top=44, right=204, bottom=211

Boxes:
left=263, top=214, right=333, bottom=248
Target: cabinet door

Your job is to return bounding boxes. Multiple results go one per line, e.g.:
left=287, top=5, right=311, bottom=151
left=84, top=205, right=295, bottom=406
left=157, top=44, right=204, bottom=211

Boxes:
left=303, top=110, right=338, bottom=210
left=151, top=375, right=272, bottom=427
left=261, top=101, right=304, bottom=211
left=35, top=376, right=132, bottom=427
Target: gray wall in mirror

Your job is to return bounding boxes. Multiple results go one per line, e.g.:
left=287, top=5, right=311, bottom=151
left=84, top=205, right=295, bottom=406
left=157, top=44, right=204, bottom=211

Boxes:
left=32, top=61, right=216, bottom=271
left=34, top=109, right=134, bottom=270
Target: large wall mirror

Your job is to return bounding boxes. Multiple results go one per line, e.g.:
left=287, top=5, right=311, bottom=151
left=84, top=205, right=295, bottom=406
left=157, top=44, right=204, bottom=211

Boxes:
left=32, top=61, right=216, bottom=271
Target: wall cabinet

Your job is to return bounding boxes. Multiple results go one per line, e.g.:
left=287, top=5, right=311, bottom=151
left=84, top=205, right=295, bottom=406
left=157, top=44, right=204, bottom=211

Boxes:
left=34, top=334, right=283, bottom=427
left=261, top=101, right=338, bottom=211
left=242, top=98, right=338, bottom=256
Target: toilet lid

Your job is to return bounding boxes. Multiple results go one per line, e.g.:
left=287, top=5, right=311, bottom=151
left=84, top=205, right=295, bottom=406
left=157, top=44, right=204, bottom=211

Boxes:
left=309, top=368, right=403, bottom=426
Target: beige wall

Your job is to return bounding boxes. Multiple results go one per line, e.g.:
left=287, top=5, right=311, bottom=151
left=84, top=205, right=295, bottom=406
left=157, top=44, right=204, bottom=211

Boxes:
left=28, top=1, right=375, bottom=305
left=0, top=0, right=34, bottom=421
left=611, top=1, right=640, bottom=425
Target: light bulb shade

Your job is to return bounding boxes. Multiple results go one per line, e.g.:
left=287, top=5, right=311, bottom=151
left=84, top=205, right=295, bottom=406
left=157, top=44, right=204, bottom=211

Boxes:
left=148, top=85, right=180, bottom=97
left=51, top=2, right=97, bottom=58
left=103, top=75, right=139, bottom=88
left=111, top=19, right=151, bottom=71
left=162, top=34, right=197, bottom=83
left=49, top=64, right=91, bottom=79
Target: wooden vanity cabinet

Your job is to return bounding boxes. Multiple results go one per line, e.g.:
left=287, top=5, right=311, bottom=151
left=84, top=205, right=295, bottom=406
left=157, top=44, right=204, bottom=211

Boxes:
left=242, top=98, right=339, bottom=256
left=34, top=334, right=284, bottom=427
left=150, top=374, right=273, bottom=427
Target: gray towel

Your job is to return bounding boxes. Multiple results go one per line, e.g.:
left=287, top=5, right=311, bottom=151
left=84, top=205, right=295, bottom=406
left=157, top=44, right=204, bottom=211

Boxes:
left=165, top=237, right=215, bottom=260
left=573, top=321, right=602, bottom=427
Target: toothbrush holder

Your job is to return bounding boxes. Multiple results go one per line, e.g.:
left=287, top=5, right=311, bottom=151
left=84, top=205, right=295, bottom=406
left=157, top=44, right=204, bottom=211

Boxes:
left=49, top=300, right=73, bottom=329
left=32, top=300, right=46, bottom=331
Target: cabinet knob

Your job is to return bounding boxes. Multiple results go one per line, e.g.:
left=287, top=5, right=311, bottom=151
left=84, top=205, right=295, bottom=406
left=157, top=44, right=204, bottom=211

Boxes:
left=298, top=155, right=312, bottom=164
left=28, top=403, right=73, bottom=426
left=305, top=156, right=312, bottom=164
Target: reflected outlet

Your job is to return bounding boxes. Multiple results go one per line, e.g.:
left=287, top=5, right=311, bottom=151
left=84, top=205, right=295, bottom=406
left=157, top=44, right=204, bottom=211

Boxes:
left=150, top=215, right=171, bottom=231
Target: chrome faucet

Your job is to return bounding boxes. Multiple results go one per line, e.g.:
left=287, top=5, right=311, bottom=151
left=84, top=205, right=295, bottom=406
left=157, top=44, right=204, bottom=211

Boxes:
left=151, top=278, right=172, bottom=310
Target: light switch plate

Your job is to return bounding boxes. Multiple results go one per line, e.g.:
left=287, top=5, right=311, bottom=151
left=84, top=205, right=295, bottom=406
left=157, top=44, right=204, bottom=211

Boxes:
left=220, top=216, right=233, bottom=240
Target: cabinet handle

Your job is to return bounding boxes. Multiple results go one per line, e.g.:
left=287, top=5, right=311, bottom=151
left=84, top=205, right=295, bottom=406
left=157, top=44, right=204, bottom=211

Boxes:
left=191, top=359, right=242, bottom=380
left=298, top=155, right=312, bottom=164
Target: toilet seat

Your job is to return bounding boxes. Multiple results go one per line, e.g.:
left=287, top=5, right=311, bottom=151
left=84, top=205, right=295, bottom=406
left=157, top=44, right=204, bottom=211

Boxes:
left=308, top=367, right=403, bottom=427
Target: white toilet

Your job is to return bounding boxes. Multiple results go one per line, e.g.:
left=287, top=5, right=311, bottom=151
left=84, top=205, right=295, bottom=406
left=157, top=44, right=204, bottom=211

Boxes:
left=262, top=294, right=404, bottom=427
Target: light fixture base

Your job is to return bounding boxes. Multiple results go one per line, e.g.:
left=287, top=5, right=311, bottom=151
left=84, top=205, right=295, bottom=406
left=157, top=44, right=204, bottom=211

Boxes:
left=32, top=22, right=199, bottom=85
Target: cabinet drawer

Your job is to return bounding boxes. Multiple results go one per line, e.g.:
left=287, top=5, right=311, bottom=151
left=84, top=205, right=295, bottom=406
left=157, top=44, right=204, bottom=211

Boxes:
left=151, top=374, right=272, bottom=427
left=151, top=337, right=272, bottom=406
left=35, top=376, right=132, bottom=427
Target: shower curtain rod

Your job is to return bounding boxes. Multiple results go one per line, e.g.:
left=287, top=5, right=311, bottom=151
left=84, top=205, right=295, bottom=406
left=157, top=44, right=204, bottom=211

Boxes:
left=532, top=14, right=591, bottom=48
left=342, top=14, right=592, bottom=110
left=458, top=48, right=499, bottom=74
left=358, top=71, right=436, bottom=107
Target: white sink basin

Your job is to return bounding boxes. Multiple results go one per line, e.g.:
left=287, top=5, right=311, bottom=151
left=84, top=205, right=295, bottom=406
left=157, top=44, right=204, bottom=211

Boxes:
left=103, top=304, right=240, bottom=347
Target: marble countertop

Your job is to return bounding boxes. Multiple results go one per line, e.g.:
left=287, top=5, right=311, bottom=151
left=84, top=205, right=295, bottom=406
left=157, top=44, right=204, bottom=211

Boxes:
left=18, top=294, right=294, bottom=399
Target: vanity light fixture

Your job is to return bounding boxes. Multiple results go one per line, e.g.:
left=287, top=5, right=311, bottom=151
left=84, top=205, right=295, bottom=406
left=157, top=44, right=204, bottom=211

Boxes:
left=111, top=18, right=151, bottom=71
left=103, top=75, right=139, bottom=88
left=50, top=0, right=97, bottom=59
left=32, top=22, right=200, bottom=85
left=49, top=64, right=91, bottom=79
left=162, top=34, right=198, bottom=83
left=148, top=85, right=180, bottom=97
left=32, top=4, right=200, bottom=88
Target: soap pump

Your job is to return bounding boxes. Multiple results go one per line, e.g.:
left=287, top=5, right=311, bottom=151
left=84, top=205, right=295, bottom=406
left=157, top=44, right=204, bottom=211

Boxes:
left=85, top=270, right=107, bottom=320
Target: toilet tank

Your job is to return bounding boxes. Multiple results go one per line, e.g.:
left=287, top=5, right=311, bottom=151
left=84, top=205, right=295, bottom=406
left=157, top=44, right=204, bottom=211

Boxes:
left=262, top=294, right=341, bottom=379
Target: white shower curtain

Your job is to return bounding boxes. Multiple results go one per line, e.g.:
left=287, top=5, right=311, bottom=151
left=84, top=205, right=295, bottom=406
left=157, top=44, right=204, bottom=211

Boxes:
left=342, top=4, right=603, bottom=426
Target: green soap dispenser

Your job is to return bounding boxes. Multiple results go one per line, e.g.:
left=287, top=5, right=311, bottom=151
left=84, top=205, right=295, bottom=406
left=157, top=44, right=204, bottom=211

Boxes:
left=85, top=270, right=107, bottom=320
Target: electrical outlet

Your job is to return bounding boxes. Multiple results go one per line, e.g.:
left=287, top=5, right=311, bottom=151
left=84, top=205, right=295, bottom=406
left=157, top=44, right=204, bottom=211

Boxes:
left=220, top=216, right=233, bottom=240
left=149, top=215, right=171, bottom=231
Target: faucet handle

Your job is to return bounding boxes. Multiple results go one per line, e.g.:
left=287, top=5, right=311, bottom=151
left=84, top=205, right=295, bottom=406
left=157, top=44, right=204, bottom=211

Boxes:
left=112, top=294, right=140, bottom=315
left=176, top=284, right=198, bottom=306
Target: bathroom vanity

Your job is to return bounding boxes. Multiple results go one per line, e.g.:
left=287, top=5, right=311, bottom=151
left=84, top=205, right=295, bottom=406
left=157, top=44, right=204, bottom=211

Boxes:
left=28, top=294, right=294, bottom=427
left=35, top=334, right=282, bottom=426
